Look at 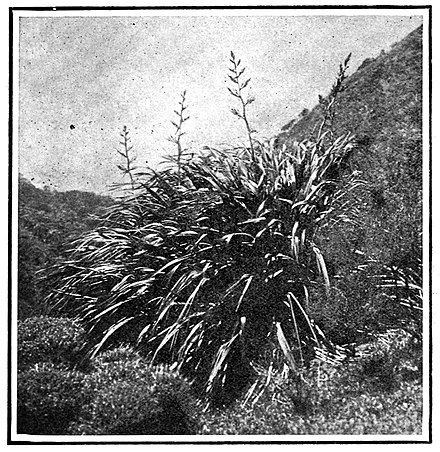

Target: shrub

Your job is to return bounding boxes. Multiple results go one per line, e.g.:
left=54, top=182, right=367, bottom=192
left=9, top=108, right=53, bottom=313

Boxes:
left=353, top=328, right=422, bottom=390
left=199, top=330, right=423, bottom=435
left=308, top=283, right=380, bottom=345
left=17, top=316, right=89, bottom=372
left=93, top=343, right=142, bottom=366
left=17, top=362, right=92, bottom=435
left=69, top=346, right=199, bottom=435
left=299, top=328, right=422, bottom=423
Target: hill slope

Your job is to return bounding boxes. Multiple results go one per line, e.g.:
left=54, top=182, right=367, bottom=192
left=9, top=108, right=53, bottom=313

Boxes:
left=280, top=25, right=422, bottom=267
left=279, top=25, right=422, bottom=172
left=275, top=26, right=423, bottom=342
left=18, top=176, right=114, bottom=318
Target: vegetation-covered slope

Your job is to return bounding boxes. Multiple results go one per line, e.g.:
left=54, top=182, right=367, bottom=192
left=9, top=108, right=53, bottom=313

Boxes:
left=18, top=176, right=114, bottom=318
left=279, top=24, right=422, bottom=261
left=277, top=25, right=423, bottom=343
left=280, top=25, right=422, bottom=176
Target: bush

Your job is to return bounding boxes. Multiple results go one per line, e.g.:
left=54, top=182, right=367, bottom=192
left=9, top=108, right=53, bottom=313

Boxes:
left=17, top=362, right=93, bottom=435
left=308, top=271, right=412, bottom=345
left=69, top=346, right=199, bottom=435
left=16, top=344, right=199, bottom=436
left=18, top=316, right=89, bottom=372
left=198, top=327, right=422, bottom=435
left=199, top=378, right=422, bottom=435
left=352, top=329, right=422, bottom=390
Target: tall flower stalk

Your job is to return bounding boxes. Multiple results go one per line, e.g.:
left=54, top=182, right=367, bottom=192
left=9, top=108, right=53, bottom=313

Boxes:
left=168, top=90, right=190, bottom=185
left=227, top=51, right=256, bottom=158
left=317, top=53, right=352, bottom=144
left=117, top=126, right=137, bottom=190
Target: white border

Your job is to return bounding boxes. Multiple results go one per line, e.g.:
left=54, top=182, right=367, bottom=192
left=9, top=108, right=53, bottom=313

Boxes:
left=14, top=7, right=428, bottom=17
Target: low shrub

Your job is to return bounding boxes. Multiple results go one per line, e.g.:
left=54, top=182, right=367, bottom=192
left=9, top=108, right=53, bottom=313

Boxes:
left=69, top=346, right=200, bottom=435
left=200, top=328, right=423, bottom=435
left=353, top=328, right=422, bottom=390
left=308, top=267, right=408, bottom=346
left=18, top=316, right=89, bottom=372
left=200, top=378, right=422, bottom=435
left=17, top=362, right=93, bottom=435
left=303, top=329, right=421, bottom=409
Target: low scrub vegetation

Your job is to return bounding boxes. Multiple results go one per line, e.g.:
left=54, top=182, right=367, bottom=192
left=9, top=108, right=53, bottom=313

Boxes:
left=199, top=380, right=422, bottom=435
left=16, top=317, right=421, bottom=435
left=17, top=316, right=89, bottom=372
left=17, top=317, right=199, bottom=435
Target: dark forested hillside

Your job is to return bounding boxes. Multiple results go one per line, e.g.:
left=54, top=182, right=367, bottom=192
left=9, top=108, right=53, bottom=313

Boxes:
left=280, top=25, right=422, bottom=294
left=18, top=176, right=114, bottom=318
left=280, top=24, right=422, bottom=203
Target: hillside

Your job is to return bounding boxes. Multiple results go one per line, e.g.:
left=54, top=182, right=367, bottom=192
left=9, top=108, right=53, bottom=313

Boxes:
left=278, top=24, right=423, bottom=281
left=18, top=176, right=114, bottom=318
left=279, top=25, right=422, bottom=170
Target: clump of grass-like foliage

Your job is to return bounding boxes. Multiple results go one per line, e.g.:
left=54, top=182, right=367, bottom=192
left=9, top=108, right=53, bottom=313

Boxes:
left=44, top=52, right=366, bottom=406
left=46, top=139, right=360, bottom=406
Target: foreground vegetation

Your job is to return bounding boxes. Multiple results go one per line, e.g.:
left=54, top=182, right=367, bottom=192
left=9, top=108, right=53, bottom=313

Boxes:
left=17, top=316, right=421, bottom=435
left=17, top=27, right=424, bottom=436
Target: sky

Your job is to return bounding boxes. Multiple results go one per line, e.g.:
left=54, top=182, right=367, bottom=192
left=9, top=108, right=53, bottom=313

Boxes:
left=17, top=11, right=423, bottom=194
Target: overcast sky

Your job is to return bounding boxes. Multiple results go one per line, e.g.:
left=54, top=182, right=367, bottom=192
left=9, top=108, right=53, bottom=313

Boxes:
left=17, top=11, right=423, bottom=194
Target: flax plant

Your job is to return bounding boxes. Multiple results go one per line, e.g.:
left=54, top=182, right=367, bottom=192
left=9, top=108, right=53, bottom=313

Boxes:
left=45, top=135, right=358, bottom=405
left=45, top=55, right=360, bottom=406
